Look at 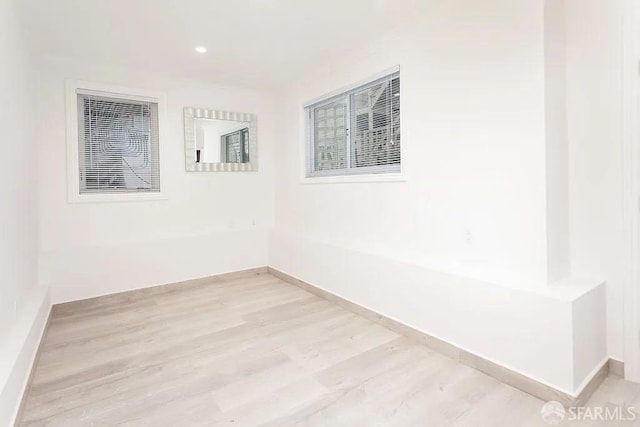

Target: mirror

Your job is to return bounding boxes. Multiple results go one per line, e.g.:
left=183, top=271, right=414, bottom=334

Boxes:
left=184, top=107, right=257, bottom=172
left=194, top=118, right=250, bottom=164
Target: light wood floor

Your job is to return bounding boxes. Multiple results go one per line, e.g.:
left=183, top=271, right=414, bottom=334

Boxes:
left=16, top=271, right=640, bottom=426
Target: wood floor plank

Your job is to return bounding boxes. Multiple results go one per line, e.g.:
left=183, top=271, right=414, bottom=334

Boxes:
left=17, top=272, right=640, bottom=426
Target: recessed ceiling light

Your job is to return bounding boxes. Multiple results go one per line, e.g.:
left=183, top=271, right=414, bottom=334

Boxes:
left=195, top=46, right=207, bottom=54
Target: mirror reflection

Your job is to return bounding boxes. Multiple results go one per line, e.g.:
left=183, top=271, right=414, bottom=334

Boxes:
left=194, top=118, right=251, bottom=164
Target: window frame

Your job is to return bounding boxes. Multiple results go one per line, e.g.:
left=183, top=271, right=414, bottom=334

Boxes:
left=65, top=80, right=167, bottom=203
left=302, top=67, right=406, bottom=183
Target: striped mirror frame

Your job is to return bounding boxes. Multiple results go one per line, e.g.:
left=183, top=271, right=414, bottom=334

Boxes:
left=183, top=107, right=258, bottom=172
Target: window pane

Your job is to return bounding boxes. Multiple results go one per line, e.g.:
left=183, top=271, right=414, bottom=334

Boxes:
left=78, top=94, right=160, bottom=193
left=305, top=71, right=400, bottom=178
left=225, top=131, right=242, bottom=163
left=242, top=128, right=250, bottom=162
left=313, top=98, right=347, bottom=172
left=350, top=77, right=400, bottom=169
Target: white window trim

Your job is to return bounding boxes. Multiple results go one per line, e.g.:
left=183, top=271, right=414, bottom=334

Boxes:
left=301, top=172, right=407, bottom=185
left=65, top=79, right=168, bottom=203
left=300, top=65, right=407, bottom=184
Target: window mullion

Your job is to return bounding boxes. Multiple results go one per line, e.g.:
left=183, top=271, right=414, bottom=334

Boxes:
left=346, top=94, right=353, bottom=172
left=308, top=108, right=314, bottom=175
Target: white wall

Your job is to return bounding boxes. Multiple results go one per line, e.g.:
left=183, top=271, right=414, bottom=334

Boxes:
left=269, top=0, right=606, bottom=393
left=544, top=0, right=570, bottom=283
left=269, top=0, right=614, bottom=393
left=275, top=0, right=549, bottom=293
left=0, top=0, right=38, bottom=347
left=0, top=0, right=49, bottom=425
left=36, top=56, right=277, bottom=303
left=565, top=0, right=625, bottom=361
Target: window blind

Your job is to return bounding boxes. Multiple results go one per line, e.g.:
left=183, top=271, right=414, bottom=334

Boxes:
left=306, top=71, right=400, bottom=177
left=77, top=93, right=160, bottom=194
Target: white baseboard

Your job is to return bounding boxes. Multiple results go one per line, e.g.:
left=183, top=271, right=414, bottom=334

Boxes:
left=0, top=287, right=51, bottom=427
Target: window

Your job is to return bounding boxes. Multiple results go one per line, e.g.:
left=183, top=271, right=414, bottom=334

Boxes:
left=221, top=127, right=250, bottom=163
left=305, top=71, right=401, bottom=178
left=66, top=80, right=164, bottom=202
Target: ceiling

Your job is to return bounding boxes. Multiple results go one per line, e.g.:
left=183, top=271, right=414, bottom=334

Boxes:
left=15, top=0, right=421, bottom=89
